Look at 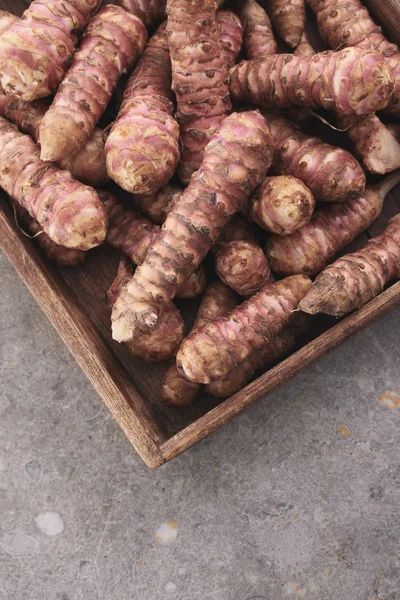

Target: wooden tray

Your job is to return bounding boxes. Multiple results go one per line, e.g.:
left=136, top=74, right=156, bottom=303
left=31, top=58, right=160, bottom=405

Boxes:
left=1, top=0, right=400, bottom=467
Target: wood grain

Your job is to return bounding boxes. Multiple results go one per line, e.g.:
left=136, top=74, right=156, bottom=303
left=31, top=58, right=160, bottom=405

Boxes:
left=0, top=0, right=399, bottom=466
left=363, top=0, right=400, bottom=46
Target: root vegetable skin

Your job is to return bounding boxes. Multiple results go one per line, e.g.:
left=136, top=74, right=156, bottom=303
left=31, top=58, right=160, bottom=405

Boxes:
left=176, top=275, right=312, bottom=384
left=299, top=213, right=400, bottom=317
left=266, top=114, right=366, bottom=203
left=99, top=190, right=206, bottom=299
left=0, top=95, right=108, bottom=187
left=110, top=0, right=166, bottom=28
left=0, top=0, right=102, bottom=101
left=133, top=184, right=183, bottom=224
left=105, top=22, right=180, bottom=195
left=0, top=10, right=17, bottom=36
left=167, top=0, right=232, bottom=184
left=215, top=240, right=274, bottom=296
left=40, top=6, right=147, bottom=163
left=293, top=31, right=315, bottom=56
left=240, top=0, right=277, bottom=59
left=229, top=48, right=394, bottom=115
left=108, top=258, right=185, bottom=362
left=305, top=0, right=400, bottom=117
left=250, top=175, right=315, bottom=235
left=206, top=313, right=311, bottom=398
left=222, top=214, right=259, bottom=244
left=111, top=110, right=273, bottom=343
left=268, top=0, right=306, bottom=48
left=161, top=281, right=238, bottom=406
left=14, top=204, right=86, bottom=267
left=265, top=181, right=393, bottom=277
left=0, top=117, right=108, bottom=251
left=217, top=10, right=244, bottom=66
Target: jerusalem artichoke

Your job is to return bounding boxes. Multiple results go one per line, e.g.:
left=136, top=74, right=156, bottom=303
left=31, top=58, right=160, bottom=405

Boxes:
left=306, top=0, right=400, bottom=117
left=40, top=5, right=147, bottom=163
left=161, top=281, right=238, bottom=406
left=265, top=173, right=400, bottom=277
left=240, top=0, right=277, bottom=59
left=111, top=111, right=272, bottom=343
left=0, top=0, right=102, bottom=101
left=249, top=175, right=315, bottom=235
left=108, top=257, right=184, bottom=362
left=266, top=113, right=366, bottom=203
left=133, top=184, right=182, bottom=225
left=110, top=0, right=166, bottom=28
left=176, top=275, right=312, bottom=384
left=293, top=30, right=315, bottom=57
left=0, top=10, right=17, bottom=36
left=229, top=48, right=394, bottom=115
left=167, top=0, right=232, bottom=184
left=0, top=95, right=108, bottom=187
left=0, top=117, right=108, bottom=251
left=299, top=217, right=400, bottom=316
left=217, top=10, right=244, bottom=66
left=14, top=203, right=86, bottom=267
left=221, top=214, right=259, bottom=244
left=206, top=313, right=311, bottom=398
left=215, top=240, right=274, bottom=296
left=105, top=22, right=180, bottom=194
left=99, top=190, right=206, bottom=299
left=268, top=0, right=306, bottom=48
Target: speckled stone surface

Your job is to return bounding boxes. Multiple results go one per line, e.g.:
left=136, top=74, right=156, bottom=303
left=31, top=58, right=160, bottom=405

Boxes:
left=1, top=249, right=400, bottom=600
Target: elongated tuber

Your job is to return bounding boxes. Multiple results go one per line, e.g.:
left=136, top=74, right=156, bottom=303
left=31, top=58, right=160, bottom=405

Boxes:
left=265, top=113, right=366, bottom=203
left=229, top=48, right=394, bottom=115
left=14, top=203, right=86, bottom=267
left=108, top=258, right=185, bottom=362
left=240, top=0, right=276, bottom=59
left=110, top=0, right=166, bottom=28
left=105, top=22, right=180, bottom=195
left=299, top=217, right=400, bottom=316
left=206, top=313, right=311, bottom=398
left=217, top=10, right=244, bottom=66
left=0, top=117, right=108, bottom=250
left=111, top=111, right=273, bottom=343
left=0, top=0, right=102, bottom=101
left=99, top=190, right=206, bottom=299
left=133, top=184, right=183, bottom=225
left=176, top=275, right=312, bottom=384
left=0, top=95, right=108, bottom=187
left=40, top=6, right=147, bottom=163
left=167, top=0, right=232, bottom=184
left=265, top=173, right=400, bottom=277
left=305, top=0, right=400, bottom=117
left=268, top=0, right=306, bottom=48
left=215, top=240, right=274, bottom=296
left=161, top=281, right=238, bottom=406
left=249, top=175, right=315, bottom=235
left=293, top=31, right=315, bottom=57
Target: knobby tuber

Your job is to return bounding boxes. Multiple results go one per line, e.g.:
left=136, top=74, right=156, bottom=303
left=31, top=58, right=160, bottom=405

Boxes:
left=0, top=94, right=108, bottom=187
left=176, top=275, right=312, bottom=384
left=167, top=0, right=233, bottom=184
left=40, top=5, right=147, bottom=163
left=240, top=0, right=276, bottom=59
left=110, top=0, right=166, bottom=28
left=217, top=10, right=244, bottom=66
left=105, top=22, right=180, bottom=194
left=111, top=111, right=272, bottom=343
left=0, top=9, right=17, bottom=36
left=206, top=313, right=311, bottom=398
left=161, top=281, right=238, bottom=406
left=249, top=175, right=315, bottom=235
left=215, top=240, right=274, bottom=296
left=13, top=203, right=86, bottom=267
left=265, top=113, right=366, bottom=203
left=267, top=0, right=306, bottom=48
left=108, top=258, right=184, bottom=362
left=221, top=214, right=259, bottom=244
left=0, top=117, right=108, bottom=251
left=305, top=0, right=400, bottom=117
left=265, top=173, right=400, bottom=277
left=293, top=31, right=315, bottom=57
left=99, top=190, right=206, bottom=299
left=230, top=48, right=394, bottom=115
left=133, top=184, right=182, bottom=225
left=0, top=0, right=102, bottom=101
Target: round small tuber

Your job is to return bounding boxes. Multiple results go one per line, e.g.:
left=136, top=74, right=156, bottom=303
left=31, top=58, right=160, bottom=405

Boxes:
left=215, top=240, right=274, bottom=296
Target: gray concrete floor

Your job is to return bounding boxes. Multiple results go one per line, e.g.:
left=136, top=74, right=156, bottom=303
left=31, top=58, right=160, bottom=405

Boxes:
left=1, top=249, right=400, bottom=600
